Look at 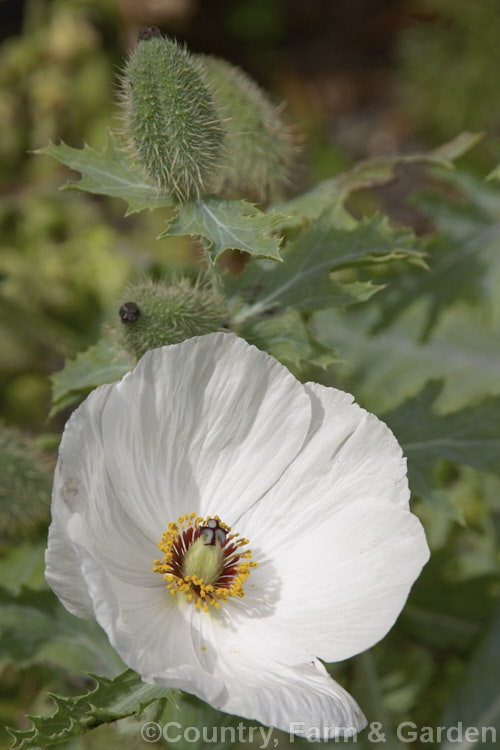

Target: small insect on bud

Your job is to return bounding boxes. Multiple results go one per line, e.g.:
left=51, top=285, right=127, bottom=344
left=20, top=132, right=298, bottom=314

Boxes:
left=116, top=278, right=229, bottom=359
left=138, top=26, right=162, bottom=41
left=119, top=302, right=141, bottom=324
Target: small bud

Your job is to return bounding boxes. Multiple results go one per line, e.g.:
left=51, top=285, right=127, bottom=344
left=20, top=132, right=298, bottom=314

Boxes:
left=116, top=278, right=229, bottom=359
left=119, top=301, right=141, bottom=323
left=197, top=55, right=296, bottom=202
left=119, top=33, right=224, bottom=202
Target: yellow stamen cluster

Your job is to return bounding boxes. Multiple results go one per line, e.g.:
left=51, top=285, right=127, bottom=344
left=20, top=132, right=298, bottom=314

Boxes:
left=153, top=512, right=257, bottom=613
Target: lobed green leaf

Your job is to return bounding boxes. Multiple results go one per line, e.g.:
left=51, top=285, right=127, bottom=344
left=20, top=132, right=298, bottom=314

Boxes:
left=374, top=170, right=500, bottom=338
left=273, top=132, right=484, bottom=230
left=240, top=309, right=338, bottom=371
left=311, top=305, right=500, bottom=415
left=50, top=339, right=134, bottom=417
left=6, top=669, right=169, bottom=749
left=384, top=382, right=500, bottom=514
left=160, top=196, right=288, bottom=262
left=35, top=132, right=174, bottom=215
left=229, top=212, right=423, bottom=324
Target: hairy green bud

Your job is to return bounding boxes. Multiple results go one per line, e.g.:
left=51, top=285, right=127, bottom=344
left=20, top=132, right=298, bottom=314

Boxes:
left=0, top=426, right=51, bottom=538
left=117, top=277, right=229, bottom=359
left=120, top=29, right=224, bottom=202
left=197, top=55, right=295, bottom=202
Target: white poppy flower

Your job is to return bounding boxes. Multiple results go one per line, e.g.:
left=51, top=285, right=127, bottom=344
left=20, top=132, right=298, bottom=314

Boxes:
left=45, top=332, right=429, bottom=739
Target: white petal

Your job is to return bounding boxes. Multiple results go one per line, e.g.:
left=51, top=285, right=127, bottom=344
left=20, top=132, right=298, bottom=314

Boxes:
left=47, top=333, right=311, bottom=616
left=97, top=333, right=312, bottom=537
left=71, top=538, right=224, bottom=703
left=44, top=331, right=427, bottom=738
left=240, top=381, right=410, bottom=550
left=45, top=510, right=94, bottom=619
left=203, top=631, right=365, bottom=739
left=241, top=497, right=429, bottom=664
left=47, top=383, right=159, bottom=602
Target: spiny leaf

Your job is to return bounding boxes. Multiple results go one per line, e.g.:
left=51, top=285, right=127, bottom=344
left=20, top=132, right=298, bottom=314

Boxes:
left=374, top=170, right=500, bottom=338
left=383, top=382, right=500, bottom=515
left=35, top=132, right=175, bottom=215
left=273, top=132, right=484, bottom=229
left=240, top=309, right=338, bottom=371
left=50, top=338, right=134, bottom=417
left=228, top=212, right=423, bottom=324
left=311, top=305, right=500, bottom=414
left=160, top=196, right=287, bottom=262
left=6, top=669, right=169, bottom=749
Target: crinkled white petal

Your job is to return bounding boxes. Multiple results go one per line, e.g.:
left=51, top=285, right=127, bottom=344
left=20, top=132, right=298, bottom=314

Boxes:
left=96, top=332, right=312, bottom=538
left=241, top=381, right=410, bottom=551
left=70, top=538, right=223, bottom=703
left=44, top=332, right=429, bottom=737
left=210, top=659, right=365, bottom=739
left=46, top=383, right=160, bottom=616
left=146, top=607, right=365, bottom=739
left=235, top=498, right=429, bottom=665
left=183, top=619, right=366, bottom=740
left=45, top=509, right=94, bottom=620
left=46, top=333, right=312, bottom=614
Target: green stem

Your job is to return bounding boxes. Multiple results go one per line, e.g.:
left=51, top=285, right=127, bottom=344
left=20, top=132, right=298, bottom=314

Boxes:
left=201, top=246, right=220, bottom=292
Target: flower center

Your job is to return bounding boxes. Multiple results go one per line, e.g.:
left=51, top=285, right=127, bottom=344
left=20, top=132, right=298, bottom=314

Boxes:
left=153, top=513, right=257, bottom=612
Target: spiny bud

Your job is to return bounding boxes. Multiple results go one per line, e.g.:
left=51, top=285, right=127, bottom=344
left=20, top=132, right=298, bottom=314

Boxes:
left=0, top=425, right=51, bottom=538
left=197, top=55, right=296, bottom=202
left=116, top=277, right=229, bottom=359
left=120, top=30, right=224, bottom=202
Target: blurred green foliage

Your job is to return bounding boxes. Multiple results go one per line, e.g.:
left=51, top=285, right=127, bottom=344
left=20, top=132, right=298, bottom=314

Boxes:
left=397, top=0, right=500, bottom=159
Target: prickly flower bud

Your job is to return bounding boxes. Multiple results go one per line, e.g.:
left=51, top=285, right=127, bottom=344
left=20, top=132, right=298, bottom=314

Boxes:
left=120, top=29, right=224, bottom=202
left=0, top=426, right=51, bottom=537
left=197, top=55, right=295, bottom=202
left=117, top=278, right=228, bottom=359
